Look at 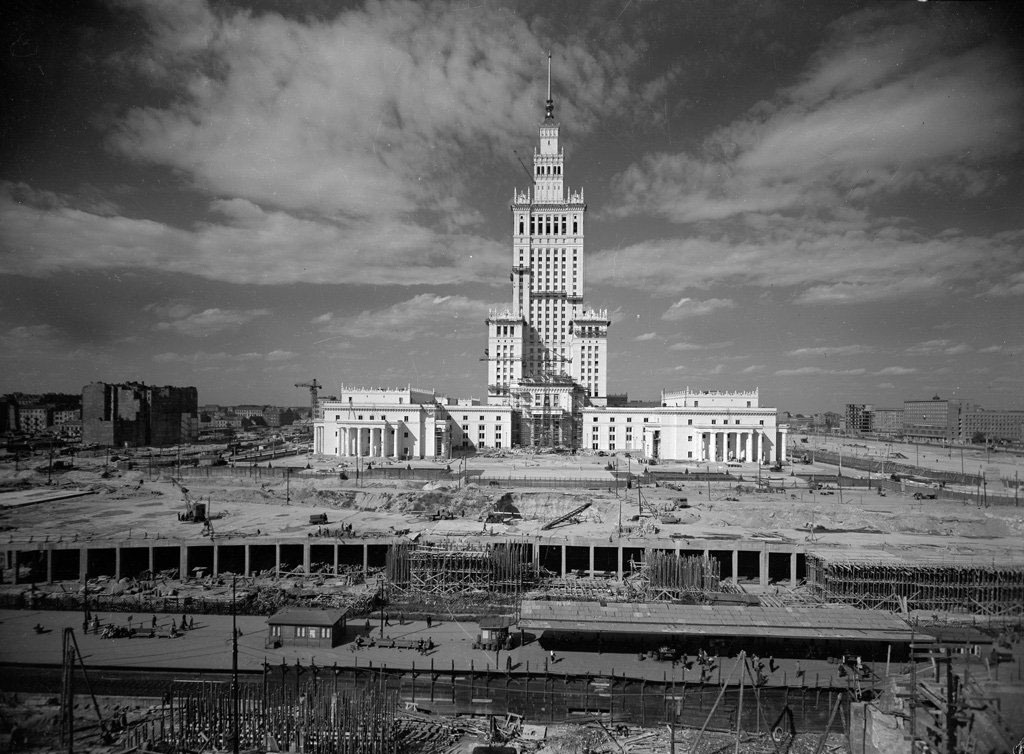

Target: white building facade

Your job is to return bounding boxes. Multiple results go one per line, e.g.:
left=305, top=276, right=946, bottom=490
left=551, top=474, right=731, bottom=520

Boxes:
left=314, top=386, right=514, bottom=460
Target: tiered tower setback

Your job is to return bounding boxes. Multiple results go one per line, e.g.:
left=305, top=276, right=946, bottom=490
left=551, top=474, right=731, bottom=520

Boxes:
left=486, top=55, right=610, bottom=417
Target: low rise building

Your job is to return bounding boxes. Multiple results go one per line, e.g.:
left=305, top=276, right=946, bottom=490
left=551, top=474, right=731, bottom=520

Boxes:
left=267, top=608, right=346, bottom=649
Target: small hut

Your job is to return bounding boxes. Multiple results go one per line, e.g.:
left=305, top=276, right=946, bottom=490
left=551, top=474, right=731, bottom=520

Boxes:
left=267, top=608, right=346, bottom=648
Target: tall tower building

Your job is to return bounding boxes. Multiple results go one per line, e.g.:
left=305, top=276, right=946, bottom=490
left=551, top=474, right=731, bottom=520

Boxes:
left=486, top=55, right=610, bottom=446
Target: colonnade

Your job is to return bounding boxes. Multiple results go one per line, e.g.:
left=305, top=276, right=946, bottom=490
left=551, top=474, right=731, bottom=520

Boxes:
left=699, top=429, right=788, bottom=463
left=337, top=424, right=405, bottom=459
left=2, top=538, right=803, bottom=589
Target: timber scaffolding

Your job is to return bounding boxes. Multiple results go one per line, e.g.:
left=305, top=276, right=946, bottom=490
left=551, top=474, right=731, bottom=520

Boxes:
left=629, top=553, right=722, bottom=602
left=134, top=680, right=405, bottom=754
left=806, top=554, right=1024, bottom=617
left=385, top=539, right=537, bottom=598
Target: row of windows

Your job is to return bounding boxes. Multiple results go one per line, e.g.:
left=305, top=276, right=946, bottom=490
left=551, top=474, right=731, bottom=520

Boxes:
left=519, top=215, right=580, bottom=236
left=270, top=626, right=331, bottom=639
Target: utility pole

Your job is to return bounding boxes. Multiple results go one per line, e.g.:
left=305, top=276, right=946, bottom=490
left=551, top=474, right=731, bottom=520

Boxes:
left=231, top=575, right=239, bottom=754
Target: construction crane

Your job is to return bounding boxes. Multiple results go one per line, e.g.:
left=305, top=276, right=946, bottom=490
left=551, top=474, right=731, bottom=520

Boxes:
left=170, top=477, right=206, bottom=523
left=295, top=378, right=322, bottom=420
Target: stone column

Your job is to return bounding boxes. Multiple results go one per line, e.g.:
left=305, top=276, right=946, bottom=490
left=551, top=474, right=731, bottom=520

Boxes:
left=589, top=545, right=595, bottom=577
left=362, top=543, right=369, bottom=577
left=148, top=546, right=154, bottom=574
left=561, top=545, right=567, bottom=577
left=745, top=433, right=752, bottom=462
left=46, top=549, right=53, bottom=583
left=731, top=549, right=739, bottom=586
left=115, top=547, right=122, bottom=580
left=274, top=543, right=281, bottom=578
left=212, top=544, right=219, bottom=577
left=333, top=544, right=339, bottom=576
left=303, top=543, right=311, bottom=574
left=179, top=546, right=188, bottom=581
left=790, top=551, right=798, bottom=587
left=779, top=427, right=788, bottom=462
left=759, top=548, right=768, bottom=587
left=244, top=544, right=251, bottom=578
left=617, top=546, right=623, bottom=580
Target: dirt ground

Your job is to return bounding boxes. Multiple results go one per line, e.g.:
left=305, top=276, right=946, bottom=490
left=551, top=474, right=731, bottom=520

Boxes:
left=1, top=443, right=1022, bottom=561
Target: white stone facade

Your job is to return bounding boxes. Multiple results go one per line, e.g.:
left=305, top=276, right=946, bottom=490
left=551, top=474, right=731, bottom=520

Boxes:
left=314, top=386, right=514, bottom=459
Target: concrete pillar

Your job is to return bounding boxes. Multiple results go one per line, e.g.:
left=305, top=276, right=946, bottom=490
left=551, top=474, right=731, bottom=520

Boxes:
left=731, top=549, right=739, bottom=586
left=759, top=549, right=768, bottom=587
left=362, top=543, right=368, bottom=577
left=213, top=544, right=219, bottom=577
left=179, top=546, right=188, bottom=580
left=745, top=433, right=752, bottom=462
left=617, top=546, right=623, bottom=580
left=333, top=544, right=339, bottom=576
left=274, top=543, right=281, bottom=578
left=148, top=546, right=155, bottom=574
left=589, top=545, right=595, bottom=577
left=244, top=544, right=251, bottom=578
left=779, top=428, right=788, bottom=462
left=560, top=545, right=567, bottom=577
left=115, top=546, right=122, bottom=580
left=303, top=543, right=311, bottom=574
left=790, top=551, right=798, bottom=587
left=46, top=549, right=53, bottom=584
left=79, top=548, right=88, bottom=584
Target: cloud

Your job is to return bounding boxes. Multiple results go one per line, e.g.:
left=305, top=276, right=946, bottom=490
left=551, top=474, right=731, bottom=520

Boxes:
left=634, top=332, right=658, bottom=341
left=152, top=350, right=298, bottom=363
left=588, top=227, right=1022, bottom=302
left=597, top=8, right=1024, bottom=304
left=612, top=11, right=1023, bottom=224
left=874, top=366, right=916, bottom=375
left=787, top=345, right=874, bottom=357
left=0, top=182, right=506, bottom=286
left=0, top=324, right=64, bottom=351
left=906, top=339, right=972, bottom=356
left=152, top=307, right=270, bottom=336
left=775, top=366, right=866, bottom=376
left=741, top=364, right=765, bottom=373
left=668, top=340, right=734, bottom=351
left=662, top=297, right=735, bottom=320
left=317, top=294, right=494, bottom=343
left=978, top=344, right=1024, bottom=356
left=108, top=1, right=642, bottom=221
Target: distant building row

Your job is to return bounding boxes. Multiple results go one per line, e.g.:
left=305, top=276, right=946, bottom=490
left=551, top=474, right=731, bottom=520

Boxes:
left=844, top=397, right=1024, bottom=444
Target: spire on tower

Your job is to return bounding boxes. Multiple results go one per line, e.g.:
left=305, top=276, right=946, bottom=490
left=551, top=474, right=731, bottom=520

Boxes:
left=545, top=52, right=554, bottom=121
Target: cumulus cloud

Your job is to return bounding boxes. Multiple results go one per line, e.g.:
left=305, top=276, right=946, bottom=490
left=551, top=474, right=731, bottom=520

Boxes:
left=317, top=294, right=495, bottom=343
left=874, top=366, right=916, bottom=375
left=787, top=345, right=874, bottom=357
left=152, top=307, right=270, bottom=336
left=634, top=332, right=658, bottom=341
left=662, top=297, right=735, bottom=320
left=152, top=350, right=298, bottom=363
left=0, top=182, right=506, bottom=286
left=599, top=8, right=1024, bottom=305
left=775, top=366, right=866, bottom=376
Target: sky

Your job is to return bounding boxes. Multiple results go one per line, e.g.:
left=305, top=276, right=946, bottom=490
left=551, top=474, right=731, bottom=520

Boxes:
left=2, top=0, right=1023, bottom=414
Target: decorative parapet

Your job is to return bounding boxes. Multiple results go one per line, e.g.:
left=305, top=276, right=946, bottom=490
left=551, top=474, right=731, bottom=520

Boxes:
left=575, top=308, right=609, bottom=322
left=487, top=308, right=524, bottom=321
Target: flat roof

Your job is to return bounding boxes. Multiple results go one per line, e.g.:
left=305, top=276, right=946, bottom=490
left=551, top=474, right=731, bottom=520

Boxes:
left=267, top=608, right=346, bottom=626
left=518, top=600, right=915, bottom=643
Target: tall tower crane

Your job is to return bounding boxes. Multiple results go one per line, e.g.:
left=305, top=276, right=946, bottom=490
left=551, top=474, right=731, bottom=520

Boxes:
left=294, top=379, right=322, bottom=420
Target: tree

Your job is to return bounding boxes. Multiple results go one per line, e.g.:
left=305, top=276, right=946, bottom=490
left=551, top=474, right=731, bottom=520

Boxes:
left=971, top=431, right=987, bottom=444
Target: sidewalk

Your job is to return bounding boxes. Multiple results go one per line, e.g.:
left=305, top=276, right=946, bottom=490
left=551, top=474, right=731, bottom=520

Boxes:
left=0, top=609, right=876, bottom=690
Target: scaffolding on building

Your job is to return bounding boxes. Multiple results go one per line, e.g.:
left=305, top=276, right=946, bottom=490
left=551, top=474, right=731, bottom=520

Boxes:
left=806, top=554, right=1024, bottom=616
left=624, top=553, right=722, bottom=602
left=385, top=539, right=536, bottom=598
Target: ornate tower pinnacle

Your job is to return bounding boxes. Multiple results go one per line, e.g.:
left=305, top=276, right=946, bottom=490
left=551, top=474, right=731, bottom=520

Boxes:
left=545, top=52, right=554, bottom=121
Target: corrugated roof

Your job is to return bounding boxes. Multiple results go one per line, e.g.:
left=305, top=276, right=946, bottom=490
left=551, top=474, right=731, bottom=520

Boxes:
left=518, top=600, right=915, bottom=642
left=267, top=608, right=346, bottom=626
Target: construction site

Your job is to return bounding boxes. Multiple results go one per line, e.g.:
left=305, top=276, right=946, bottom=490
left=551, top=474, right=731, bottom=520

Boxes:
left=1, top=436, right=1023, bottom=753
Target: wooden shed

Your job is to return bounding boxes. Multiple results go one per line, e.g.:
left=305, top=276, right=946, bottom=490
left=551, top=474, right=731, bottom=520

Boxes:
left=267, top=608, right=346, bottom=648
